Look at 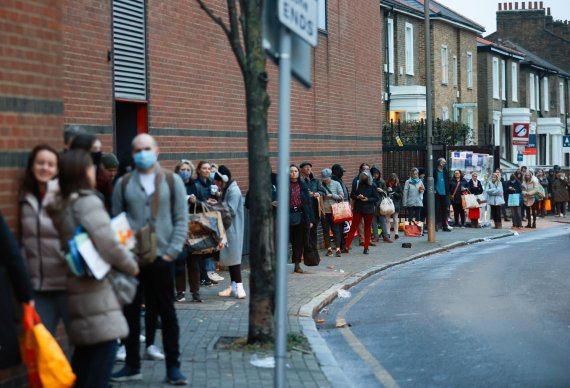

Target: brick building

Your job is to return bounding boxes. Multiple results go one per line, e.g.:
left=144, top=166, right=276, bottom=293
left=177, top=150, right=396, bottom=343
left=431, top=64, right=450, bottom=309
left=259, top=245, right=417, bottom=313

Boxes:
left=380, top=0, right=484, bottom=142
left=487, top=1, right=570, bottom=73
left=0, top=0, right=383, bottom=228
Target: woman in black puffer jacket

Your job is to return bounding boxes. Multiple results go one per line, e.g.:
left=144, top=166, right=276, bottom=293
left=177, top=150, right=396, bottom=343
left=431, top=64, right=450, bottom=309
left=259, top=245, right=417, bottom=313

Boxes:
left=345, top=170, right=379, bottom=254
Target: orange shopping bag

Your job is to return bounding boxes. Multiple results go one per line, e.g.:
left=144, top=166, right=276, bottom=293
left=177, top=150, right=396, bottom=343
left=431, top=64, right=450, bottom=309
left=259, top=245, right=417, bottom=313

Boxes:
left=544, top=199, right=552, bottom=211
left=20, top=304, right=76, bottom=388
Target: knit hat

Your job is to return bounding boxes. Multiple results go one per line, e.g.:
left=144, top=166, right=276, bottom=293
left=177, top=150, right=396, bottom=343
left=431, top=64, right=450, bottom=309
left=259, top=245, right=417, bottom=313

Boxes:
left=100, top=152, right=119, bottom=168
left=321, top=168, right=332, bottom=179
left=299, top=161, right=312, bottom=169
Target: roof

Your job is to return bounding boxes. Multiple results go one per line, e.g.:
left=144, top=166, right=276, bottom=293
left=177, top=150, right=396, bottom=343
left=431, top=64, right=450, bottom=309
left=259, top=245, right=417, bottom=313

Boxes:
left=381, top=0, right=485, bottom=34
left=476, top=37, right=525, bottom=59
left=501, top=40, right=570, bottom=78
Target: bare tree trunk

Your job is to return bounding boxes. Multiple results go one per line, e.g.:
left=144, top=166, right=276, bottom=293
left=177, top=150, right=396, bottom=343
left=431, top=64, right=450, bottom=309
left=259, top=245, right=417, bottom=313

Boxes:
left=196, top=0, right=275, bottom=343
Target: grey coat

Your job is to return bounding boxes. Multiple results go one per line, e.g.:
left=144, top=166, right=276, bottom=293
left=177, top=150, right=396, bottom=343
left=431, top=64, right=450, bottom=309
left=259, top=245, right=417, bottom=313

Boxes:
left=403, top=178, right=425, bottom=207
left=321, top=179, right=344, bottom=213
left=50, top=191, right=138, bottom=346
left=112, top=164, right=189, bottom=259
left=219, top=181, right=244, bottom=267
left=20, top=182, right=68, bottom=291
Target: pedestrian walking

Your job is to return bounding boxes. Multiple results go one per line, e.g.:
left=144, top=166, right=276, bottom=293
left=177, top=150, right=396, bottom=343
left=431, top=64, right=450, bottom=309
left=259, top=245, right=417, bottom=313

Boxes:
left=371, top=165, right=392, bottom=243
left=449, top=170, right=468, bottom=228
left=552, top=172, right=569, bottom=217
left=486, top=172, right=505, bottom=229
left=111, top=134, right=189, bottom=385
left=214, top=166, right=246, bottom=299
left=467, top=172, right=483, bottom=228
left=299, top=161, right=323, bottom=265
left=506, top=173, right=523, bottom=229
left=433, top=158, right=451, bottom=231
left=385, top=173, right=402, bottom=240
left=289, top=165, right=314, bottom=273
left=344, top=170, right=379, bottom=254
left=19, top=144, right=70, bottom=336
left=48, top=150, right=139, bottom=388
left=403, top=167, right=425, bottom=223
left=0, top=211, right=34, bottom=370
left=320, top=168, right=344, bottom=257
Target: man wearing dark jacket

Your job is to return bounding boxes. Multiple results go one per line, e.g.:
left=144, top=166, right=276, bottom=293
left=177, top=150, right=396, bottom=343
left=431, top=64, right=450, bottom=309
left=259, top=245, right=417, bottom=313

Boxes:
left=299, top=161, right=324, bottom=265
left=434, top=158, right=451, bottom=231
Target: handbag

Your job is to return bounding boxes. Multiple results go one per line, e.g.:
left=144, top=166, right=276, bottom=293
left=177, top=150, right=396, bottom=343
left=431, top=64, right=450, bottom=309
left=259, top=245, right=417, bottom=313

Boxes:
left=450, top=180, right=461, bottom=202
left=187, top=204, right=227, bottom=255
left=107, top=270, right=139, bottom=306
left=508, top=193, right=521, bottom=207
left=289, top=210, right=303, bottom=226
left=461, top=193, right=479, bottom=209
left=404, top=221, right=423, bottom=237
left=332, top=201, right=352, bottom=223
left=379, top=196, right=395, bottom=216
left=20, top=304, right=76, bottom=388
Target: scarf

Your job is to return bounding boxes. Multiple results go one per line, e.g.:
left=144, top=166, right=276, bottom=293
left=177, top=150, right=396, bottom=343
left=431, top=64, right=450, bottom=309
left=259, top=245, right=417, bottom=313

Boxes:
left=410, top=177, right=420, bottom=184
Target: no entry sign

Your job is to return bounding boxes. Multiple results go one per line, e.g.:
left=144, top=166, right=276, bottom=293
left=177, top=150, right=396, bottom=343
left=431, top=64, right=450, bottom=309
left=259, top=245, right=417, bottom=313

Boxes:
left=512, top=123, right=530, bottom=146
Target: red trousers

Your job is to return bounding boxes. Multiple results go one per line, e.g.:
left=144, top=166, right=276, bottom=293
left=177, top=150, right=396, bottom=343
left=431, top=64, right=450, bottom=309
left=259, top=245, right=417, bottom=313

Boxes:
left=345, top=213, right=374, bottom=249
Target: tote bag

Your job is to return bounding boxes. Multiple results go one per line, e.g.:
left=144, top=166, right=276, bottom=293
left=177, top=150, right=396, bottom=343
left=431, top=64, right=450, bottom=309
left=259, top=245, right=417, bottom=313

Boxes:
left=461, top=194, right=479, bottom=209
left=379, top=196, right=395, bottom=216
left=332, top=201, right=352, bottom=223
left=508, top=193, right=521, bottom=207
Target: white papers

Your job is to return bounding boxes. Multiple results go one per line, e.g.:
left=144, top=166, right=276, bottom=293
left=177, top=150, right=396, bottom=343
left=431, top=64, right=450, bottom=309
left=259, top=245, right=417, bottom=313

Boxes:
left=110, top=212, right=135, bottom=250
left=75, top=233, right=111, bottom=280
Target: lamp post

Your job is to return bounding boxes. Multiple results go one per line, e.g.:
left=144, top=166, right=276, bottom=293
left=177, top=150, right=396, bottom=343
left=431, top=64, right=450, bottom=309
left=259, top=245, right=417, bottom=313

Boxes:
left=425, top=0, right=436, bottom=242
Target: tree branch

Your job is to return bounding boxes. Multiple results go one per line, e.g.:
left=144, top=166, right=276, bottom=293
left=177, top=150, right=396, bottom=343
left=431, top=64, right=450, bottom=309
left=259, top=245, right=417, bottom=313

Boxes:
left=195, top=0, right=246, bottom=74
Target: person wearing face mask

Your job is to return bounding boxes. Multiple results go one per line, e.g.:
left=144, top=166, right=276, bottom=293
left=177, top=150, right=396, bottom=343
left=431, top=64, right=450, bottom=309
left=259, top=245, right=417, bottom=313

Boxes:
left=111, top=134, right=189, bottom=385
left=467, top=172, right=483, bottom=228
left=506, top=173, right=523, bottom=229
left=345, top=170, right=379, bottom=254
left=552, top=172, right=569, bottom=218
left=403, top=167, right=425, bottom=224
left=521, top=171, right=539, bottom=228
left=486, top=172, right=505, bottom=229
left=434, top=158, right=451, bottom=232
left=331, top=164, right=350, bottom=253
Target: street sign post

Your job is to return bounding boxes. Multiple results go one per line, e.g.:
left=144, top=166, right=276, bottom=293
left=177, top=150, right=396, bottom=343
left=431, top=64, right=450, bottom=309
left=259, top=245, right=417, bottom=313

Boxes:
left=523, top=134, right=536, bottom=155
left=264, top=1, right=318, bottom=387
left=512, top=123, right=530, bottom=145
left=517, top=153, right=524, bottom=162
left=563, top=135, right=570, bottom=153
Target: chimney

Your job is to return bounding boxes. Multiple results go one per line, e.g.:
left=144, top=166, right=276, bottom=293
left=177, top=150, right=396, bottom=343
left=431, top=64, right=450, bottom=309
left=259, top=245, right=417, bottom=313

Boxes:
left=504, top=2, right=508, bottom=10
left=547, top=7, right=550, bottom=15
left=534, top=2, right=538, bottom=9
left=528, top=1, right=532, bottom=9
left=499, top=3, right=502, bottom=10
left=515, top=2, right=519, bottom=10
left=522, top=2, right=525, bottom=9
left=539, top=1, right=543, bottom=9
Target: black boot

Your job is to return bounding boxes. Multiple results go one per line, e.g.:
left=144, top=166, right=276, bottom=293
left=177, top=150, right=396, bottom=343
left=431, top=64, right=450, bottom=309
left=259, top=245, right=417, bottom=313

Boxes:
left=532, top=218, right=536, bottom=228
left=525, top=220, right=532, bottom=228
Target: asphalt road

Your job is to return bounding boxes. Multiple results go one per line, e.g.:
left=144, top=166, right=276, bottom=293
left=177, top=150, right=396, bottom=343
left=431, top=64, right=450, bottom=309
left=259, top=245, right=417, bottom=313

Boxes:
left=319, top=226, right=570, bottom=387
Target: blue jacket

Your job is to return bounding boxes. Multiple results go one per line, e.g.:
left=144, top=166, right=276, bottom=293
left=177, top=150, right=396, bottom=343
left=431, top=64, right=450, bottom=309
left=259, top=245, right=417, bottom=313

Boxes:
left=486, top=181, right=505, bottom=206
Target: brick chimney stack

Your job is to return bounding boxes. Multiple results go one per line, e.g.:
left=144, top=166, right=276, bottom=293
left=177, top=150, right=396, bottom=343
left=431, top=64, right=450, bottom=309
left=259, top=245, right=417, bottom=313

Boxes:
left=498, top=3, right=502, bottom=10
left=522, top=2, right=525, bottom=9
left=509, top=2, right=512, bottom=10
left=515, top=2, right=518, bottom=10
left=539, top=1, right=543, bottom=9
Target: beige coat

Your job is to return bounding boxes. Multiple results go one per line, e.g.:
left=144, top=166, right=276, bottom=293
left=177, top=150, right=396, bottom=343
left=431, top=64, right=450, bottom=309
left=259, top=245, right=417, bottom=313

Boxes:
left=521, top=178, right=539, bottom=207
left=50, top=190, right=138, bottom=346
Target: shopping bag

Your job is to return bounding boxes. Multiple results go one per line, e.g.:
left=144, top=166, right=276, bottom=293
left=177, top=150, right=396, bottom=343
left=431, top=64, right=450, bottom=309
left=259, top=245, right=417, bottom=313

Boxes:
left=536, top=185, right=546, bottom=199
left=332, top=201, right=352, bottom=223
left=461, top=194, right=479, bottom=209
left=404, top=221, right=423, bottom=237
left=379, top=196, right=395, bottom=216
left=508, top=193, right=521, bottom=207
left=468, top=207, right=480, bottom=220
left=545, top=198, right=552, bottom=211
left=20, top=304, right=75, bottom=388
left=187, top=205, right=226, bottom=255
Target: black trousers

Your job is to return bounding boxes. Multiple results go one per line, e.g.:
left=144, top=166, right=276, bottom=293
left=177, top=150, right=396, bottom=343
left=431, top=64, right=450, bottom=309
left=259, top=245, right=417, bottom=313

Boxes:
left=290, top=222, right=306, bottom=263
left=321, top=213, right=342, bottom=249
left=452, top=203, right=465, bottom=226
left=124, top=257, right=180, bottom=370
left=490, top=205, right=502, bottom=223
left=72, top=340, right=117, bottom=388
left=525, top=203, right=537, bottom=223
left=435, top=193, right=449, bottom=227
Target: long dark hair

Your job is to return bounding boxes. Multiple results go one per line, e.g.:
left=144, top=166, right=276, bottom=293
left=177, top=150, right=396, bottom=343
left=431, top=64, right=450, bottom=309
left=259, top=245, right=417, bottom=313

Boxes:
left=58, top=150, right=93, bottom=199
left=21, top=144, right=59, bottom=198
left=386, top=173, right=399, bottom=187
left=69, top=133, right=97, bottom=152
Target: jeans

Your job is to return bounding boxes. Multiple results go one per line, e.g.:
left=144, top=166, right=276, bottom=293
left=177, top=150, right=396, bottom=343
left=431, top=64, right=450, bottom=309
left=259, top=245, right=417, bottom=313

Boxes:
left=72, top=340, right=117, bottom=388
left=345, top=213, right=374, bottom=249
left=372, top=215, right=388, bottom=238
left=34, top=291, right=70, bottom=337
left=407, top=206, right=422, bottom=221
left=510, top=206, right=522, bottom=227
left=387, top=211, right=399, bottom=236
left=124, top=257, right=181, bottom=370
left=321, top=213, right=342, bottom=249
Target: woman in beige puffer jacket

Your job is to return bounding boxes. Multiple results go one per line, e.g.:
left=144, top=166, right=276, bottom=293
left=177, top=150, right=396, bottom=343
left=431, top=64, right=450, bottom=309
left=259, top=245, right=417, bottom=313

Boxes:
left=521, top=171, right=540, bottom=228
left=49, top=150, right=139, bottom=388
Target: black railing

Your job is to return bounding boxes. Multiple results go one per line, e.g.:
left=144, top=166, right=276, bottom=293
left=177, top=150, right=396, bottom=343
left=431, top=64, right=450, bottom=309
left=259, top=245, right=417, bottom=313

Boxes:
left=382, top=119, right=471, bottom=147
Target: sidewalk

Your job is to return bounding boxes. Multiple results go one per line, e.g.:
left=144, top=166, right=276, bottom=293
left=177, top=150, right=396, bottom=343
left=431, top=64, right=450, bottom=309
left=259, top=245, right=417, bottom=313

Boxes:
left=115, top=216, right=563, bottom=387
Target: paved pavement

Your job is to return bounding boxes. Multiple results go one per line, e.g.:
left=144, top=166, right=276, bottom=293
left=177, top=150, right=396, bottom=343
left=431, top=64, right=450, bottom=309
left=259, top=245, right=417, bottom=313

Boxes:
left=114, top=215, right=562, bottom=387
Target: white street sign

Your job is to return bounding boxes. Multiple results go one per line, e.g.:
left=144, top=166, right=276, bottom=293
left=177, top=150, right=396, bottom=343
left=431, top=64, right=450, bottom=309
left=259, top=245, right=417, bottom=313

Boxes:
left=278, top=0, right=318, bottom=47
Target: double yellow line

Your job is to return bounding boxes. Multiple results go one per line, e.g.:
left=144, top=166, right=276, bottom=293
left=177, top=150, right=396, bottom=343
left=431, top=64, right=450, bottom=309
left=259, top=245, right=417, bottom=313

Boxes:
left=336, top=275, right=400, bottom=388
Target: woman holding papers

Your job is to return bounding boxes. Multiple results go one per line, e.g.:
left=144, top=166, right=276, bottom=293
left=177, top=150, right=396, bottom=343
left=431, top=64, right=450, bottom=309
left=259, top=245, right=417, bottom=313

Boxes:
left=48, top=150, right=139, bottom=388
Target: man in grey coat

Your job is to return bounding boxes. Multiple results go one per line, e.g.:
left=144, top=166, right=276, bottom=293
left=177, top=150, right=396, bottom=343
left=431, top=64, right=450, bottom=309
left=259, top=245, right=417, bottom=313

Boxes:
left=111, top=134, right=189, bottom=385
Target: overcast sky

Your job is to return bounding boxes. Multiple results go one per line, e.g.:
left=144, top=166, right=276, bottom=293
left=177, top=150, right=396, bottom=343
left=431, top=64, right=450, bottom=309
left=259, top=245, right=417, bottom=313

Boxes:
left=434, top=0, right=569, bottom=35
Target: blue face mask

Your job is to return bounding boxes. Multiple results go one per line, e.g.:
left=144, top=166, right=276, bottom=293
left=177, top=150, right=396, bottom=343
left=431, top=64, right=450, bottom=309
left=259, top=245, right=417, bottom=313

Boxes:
left=133, top=150, right=157, bottom=170
left=178, top=171, right=192, bottom=183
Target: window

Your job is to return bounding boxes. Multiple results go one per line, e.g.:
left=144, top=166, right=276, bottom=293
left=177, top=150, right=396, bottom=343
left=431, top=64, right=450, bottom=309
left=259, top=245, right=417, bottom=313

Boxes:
left=405, top=23, right=414, bottom=75
left=492, top=57, right=499, bottom=99
left=441, top=46, right=448, bottom=84
left=561, top=82, right=566, bottom=115
left=467, top=52, right=473, bottom=89
left=442, top=106, right=449, bottom=121
left=529, top=74, right=535, bottom=110
left=318, top=0, right=327, bottom=31
left=452, top=55, right=458, bottom=87
left=387, top=18, right=394, bottom=74
left=543, top=77, right=549, bottom=111
left=112, top=0, right=147, bottom=100
left=534, top=75, right=540, bottom=110
left=511, top=62, right=518, bottom=102
left=501, top=60, right=506, bottom=100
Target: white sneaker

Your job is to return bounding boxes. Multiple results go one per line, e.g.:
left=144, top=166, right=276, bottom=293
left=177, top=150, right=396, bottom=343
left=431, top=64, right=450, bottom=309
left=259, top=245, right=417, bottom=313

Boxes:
left=236, top=283, right=246, bottom=299
left=218, top=286, right=233, bottom=297
left=208, top=271, right=224, bottom=282
left=144, top=345, right=165, bottom=361
left=115, top=345, right=126, bottom=362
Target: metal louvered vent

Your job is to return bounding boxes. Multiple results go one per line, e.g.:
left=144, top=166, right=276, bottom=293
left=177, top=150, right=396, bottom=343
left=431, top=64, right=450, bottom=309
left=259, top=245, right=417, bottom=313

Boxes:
left=112, top=0, right=146, bottom=100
